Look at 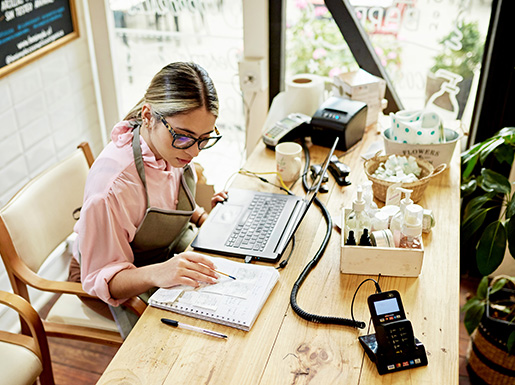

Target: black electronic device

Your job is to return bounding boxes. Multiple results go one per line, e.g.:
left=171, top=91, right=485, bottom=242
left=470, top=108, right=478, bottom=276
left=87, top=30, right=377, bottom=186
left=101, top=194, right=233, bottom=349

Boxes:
left=309, top=164, right=329, bottom=183
left=311, top=97, right=367, bottom=151
left=310, top=164, right=329, bottom=193
left=359, top=290, right=428, bottom=375
left=262, top=113, right=312, bottom=148
left=328, top=155, right=351, bottom=186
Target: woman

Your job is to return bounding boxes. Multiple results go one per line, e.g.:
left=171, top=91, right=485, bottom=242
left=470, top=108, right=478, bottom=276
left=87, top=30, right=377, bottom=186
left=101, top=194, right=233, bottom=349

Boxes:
left=70, top=62, right=227, bottom=337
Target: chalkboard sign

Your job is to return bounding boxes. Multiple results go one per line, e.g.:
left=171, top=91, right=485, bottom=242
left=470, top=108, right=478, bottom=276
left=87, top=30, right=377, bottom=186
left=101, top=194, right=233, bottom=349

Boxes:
left=0, top=0, right=78, bottom=78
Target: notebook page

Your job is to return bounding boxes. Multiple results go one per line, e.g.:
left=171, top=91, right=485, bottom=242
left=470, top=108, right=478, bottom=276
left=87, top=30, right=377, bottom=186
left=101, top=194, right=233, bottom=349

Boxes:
left=149, top=256, right=279, bottom=330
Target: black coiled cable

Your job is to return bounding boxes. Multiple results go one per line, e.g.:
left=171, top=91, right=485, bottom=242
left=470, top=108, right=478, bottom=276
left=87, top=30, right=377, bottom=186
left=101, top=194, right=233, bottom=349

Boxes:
left=289, top=141, right=366, bottom=329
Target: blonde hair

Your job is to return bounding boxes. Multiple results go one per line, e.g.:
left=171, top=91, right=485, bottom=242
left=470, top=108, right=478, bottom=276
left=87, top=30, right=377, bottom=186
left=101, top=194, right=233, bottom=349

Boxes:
left=124, top=62, right=219, bottom=122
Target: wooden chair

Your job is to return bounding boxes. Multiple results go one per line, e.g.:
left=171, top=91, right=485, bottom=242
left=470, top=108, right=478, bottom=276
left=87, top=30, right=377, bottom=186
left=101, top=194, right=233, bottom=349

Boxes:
left=0, top=143, right=146, bottom=347
left=0, top=290, right=54, bottom=385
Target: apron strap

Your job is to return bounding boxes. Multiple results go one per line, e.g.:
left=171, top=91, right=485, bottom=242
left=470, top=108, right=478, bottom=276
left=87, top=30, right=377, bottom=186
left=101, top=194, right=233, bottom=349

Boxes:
left=131, top=125, right=150, bottom=208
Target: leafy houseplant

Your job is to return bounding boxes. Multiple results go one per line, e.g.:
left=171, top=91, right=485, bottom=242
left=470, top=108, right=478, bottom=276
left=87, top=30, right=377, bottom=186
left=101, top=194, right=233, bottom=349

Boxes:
left=461, top=126, right=515, bottom=276
left=461, top=127, right=515, bottom=382
left=462, top=276, right=515, bottom=354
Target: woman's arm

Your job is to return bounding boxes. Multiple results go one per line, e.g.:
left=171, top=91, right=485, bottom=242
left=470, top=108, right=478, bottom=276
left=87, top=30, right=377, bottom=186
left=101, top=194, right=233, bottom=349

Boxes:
left=108, top=251, right=218, bottom=300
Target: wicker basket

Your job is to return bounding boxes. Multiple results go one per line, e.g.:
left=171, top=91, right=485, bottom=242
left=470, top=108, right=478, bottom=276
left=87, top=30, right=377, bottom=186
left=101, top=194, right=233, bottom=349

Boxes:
left=364, top=154, right=447, bottom=203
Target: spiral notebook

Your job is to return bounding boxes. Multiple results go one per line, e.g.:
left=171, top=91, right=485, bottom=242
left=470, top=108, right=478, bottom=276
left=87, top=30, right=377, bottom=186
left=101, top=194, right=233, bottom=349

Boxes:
left=148, top=256, right=280, bottom=331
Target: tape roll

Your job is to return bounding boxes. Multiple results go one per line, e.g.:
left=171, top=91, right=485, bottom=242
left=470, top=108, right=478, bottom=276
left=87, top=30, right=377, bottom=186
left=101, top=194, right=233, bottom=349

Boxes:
left=284, top=74, right=326, bottom=116
left=263, top=73, right=327, bottom=133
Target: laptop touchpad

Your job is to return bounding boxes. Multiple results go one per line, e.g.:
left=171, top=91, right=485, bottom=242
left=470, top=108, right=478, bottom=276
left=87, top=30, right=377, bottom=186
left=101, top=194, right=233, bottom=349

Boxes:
left=212, top=205, right=244, bottom=224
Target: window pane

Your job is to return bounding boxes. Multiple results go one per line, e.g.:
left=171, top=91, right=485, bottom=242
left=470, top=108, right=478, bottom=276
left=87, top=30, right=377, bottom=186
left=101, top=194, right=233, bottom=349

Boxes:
left=108, top=0, right=245, bottom=190
left=285, top=0, right=492, bottom=129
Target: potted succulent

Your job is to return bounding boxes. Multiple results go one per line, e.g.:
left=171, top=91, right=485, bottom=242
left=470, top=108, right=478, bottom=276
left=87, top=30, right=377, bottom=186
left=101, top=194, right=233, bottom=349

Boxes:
left=461, top=126, right=515, bottom=383
left=426, top=21, right=484, bottom=119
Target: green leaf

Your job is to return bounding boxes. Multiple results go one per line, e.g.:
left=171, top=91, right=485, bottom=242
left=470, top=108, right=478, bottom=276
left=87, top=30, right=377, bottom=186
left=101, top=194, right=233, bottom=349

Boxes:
left=464, top=302, right=485, bottom=335
left=506, top=216, right=515, bottom=259
left=461, top=179, right=477, bottom=196
left=462, top=154, right=478, bottom=181
left=480, top=169, right=511, bottom=195
left=477, top=276, right=489, bottom=299
left=461, top=297, right=484, bottom=314
left=477, top=221, right=507, bottom=276
left=463, top=195, right=495, bottom=221
left=508, top=331, right=515, bottom=355
left=497, top=126, right=515, bottom=137
left=479, top=137, right=506, bottom=164
left=507, top=195, right=515, bottom=218
left=462, top=209, right=487, bottom=239
left=490, top=278, right=508, bottom=295
left=492, top=144, right=515, bottom=165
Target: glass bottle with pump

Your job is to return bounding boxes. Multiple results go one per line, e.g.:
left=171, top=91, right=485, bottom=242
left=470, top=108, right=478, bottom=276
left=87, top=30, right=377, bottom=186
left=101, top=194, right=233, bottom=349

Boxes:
left=362, top=181, right=378, bottom=218
left=390, top=188, right=414, bottom=247
left=399, top=204, right=423, bottom=249
left=345, top=186, right=371, bottom=244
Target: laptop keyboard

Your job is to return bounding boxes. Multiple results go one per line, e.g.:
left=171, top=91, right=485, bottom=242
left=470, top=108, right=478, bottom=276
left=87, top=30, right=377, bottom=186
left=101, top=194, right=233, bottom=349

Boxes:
left=224, top=195, right=288, bottom=251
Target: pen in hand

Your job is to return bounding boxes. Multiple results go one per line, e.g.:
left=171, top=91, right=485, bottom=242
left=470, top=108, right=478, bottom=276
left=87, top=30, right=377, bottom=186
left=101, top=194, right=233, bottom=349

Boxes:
left=161, top=318, right=227, bottom=339
left=201, top=263, right=236, bottom=280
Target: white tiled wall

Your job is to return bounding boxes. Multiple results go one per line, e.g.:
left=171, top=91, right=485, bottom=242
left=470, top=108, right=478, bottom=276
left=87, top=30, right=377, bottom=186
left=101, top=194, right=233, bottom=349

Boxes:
left=0, top=0, right=104, bottom=327
left=0, top=5, right=103, bottom=208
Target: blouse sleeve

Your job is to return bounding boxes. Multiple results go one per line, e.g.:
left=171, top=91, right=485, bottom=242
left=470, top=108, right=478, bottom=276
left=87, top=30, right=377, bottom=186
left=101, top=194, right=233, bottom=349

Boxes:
left=77, top=177, right=144, bottom=306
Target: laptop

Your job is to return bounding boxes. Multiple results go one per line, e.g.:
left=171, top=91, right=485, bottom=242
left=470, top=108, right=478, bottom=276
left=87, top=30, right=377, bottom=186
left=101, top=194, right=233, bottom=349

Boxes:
left=191, top=137, right=338, bottom=262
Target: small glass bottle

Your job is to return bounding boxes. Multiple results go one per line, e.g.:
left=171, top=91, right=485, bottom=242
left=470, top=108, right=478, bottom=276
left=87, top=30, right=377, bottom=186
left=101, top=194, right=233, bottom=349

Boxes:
left=345, top=186, right=372, bottom=241
left=399, top=204, right=423, bottom=249
left=359, top=228, right=372, bottom=246
left=346, top=230, right=357, bottom=246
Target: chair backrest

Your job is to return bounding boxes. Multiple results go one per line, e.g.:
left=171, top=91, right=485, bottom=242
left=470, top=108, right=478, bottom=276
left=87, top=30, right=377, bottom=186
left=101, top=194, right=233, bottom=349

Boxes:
left=0, top=145, right=91, bottom=276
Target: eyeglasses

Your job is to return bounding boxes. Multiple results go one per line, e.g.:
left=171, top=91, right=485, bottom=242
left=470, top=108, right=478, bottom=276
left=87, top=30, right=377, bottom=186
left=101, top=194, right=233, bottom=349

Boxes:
left=158, top=114, right=222, bottom=150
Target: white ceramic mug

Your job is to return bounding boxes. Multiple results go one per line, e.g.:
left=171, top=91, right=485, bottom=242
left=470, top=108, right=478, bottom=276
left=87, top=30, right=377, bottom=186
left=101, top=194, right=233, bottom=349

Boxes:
left=275, top=142, right=302, bottom=183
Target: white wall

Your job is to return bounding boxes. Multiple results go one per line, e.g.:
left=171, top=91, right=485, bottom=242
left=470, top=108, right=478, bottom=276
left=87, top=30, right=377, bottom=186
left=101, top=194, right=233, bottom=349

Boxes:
left=0, top=0, right=103, bottom=328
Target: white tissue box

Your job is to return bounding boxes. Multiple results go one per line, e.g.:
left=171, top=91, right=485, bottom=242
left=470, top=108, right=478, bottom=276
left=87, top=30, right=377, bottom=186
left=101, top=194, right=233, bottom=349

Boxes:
left=333, top=69, right=386, bottom=126
left=340, top=208, right=424, bottom=277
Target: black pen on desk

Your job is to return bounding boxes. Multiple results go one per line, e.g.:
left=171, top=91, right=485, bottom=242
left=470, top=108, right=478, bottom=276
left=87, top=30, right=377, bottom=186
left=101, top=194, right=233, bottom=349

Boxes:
left=161, top=318, right=227, bottom=339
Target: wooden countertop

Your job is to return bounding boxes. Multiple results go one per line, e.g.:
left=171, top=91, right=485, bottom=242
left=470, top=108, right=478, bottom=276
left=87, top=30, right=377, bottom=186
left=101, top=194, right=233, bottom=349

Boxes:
left=97, top=123, right=460, bottom=384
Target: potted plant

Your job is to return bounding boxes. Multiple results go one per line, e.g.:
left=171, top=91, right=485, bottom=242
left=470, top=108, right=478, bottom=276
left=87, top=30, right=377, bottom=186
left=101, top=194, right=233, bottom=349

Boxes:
left=461, top=126, right=515, bottom=383
left=461, top=126, right=515, bottom=276
left=461, top=276, right=515, bottom=383
left=426, top=21, right=484, bottom=119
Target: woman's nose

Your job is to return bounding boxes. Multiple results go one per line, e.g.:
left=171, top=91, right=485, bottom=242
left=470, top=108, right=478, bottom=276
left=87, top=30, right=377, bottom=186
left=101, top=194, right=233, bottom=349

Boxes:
left=185, top=145, right=201, bottom=158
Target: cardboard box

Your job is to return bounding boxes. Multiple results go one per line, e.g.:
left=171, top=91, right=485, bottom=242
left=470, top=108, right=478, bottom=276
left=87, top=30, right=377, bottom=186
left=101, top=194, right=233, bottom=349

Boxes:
left=333, top=69, right=387, bottom=126
left=340, top=208, right=424, bottom=277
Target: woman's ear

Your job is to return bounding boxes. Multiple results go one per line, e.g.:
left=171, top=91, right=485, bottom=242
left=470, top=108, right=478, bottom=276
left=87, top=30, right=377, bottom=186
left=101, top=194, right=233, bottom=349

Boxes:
left=140, top=104, right=154, bottom=128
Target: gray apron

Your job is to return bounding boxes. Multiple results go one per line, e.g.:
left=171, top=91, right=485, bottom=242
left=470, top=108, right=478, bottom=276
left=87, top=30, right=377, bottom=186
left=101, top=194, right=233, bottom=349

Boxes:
left=109, top=125, right=197, bottom=338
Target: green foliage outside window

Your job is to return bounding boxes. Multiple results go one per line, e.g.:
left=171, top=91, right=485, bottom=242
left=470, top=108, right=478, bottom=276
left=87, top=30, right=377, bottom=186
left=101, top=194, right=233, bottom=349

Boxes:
left=286, top=2, right=402, bottom=79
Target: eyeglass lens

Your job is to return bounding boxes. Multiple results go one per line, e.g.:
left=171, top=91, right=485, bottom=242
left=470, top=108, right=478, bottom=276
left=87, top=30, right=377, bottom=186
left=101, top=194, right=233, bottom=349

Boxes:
left=173, top=135, right=219, bottom=150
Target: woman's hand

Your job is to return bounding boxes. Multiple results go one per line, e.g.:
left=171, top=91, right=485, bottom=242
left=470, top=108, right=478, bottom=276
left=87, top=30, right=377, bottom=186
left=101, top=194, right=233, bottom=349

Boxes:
left=154, top=252, right=219, bottom=288
left=108, top=252, right=218, bottom=299
left=211, top=190, right=228, bottom=208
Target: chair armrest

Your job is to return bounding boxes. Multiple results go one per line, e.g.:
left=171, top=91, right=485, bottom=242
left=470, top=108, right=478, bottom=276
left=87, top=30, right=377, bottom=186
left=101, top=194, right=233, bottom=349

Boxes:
left=0, top=291, right=47, bottom=353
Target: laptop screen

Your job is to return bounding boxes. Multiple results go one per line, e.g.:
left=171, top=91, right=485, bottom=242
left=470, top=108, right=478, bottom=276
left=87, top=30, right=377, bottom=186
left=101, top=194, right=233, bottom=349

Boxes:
left=275, top=137, right=339, bottom=254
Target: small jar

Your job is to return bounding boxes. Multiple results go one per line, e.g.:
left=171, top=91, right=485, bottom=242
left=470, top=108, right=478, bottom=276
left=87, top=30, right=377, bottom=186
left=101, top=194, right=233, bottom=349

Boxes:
left=371, top=211, right=389, bottom=231
left=370, top=229, right=395, bottom=248
left=379, top=205, right=400, bottom=227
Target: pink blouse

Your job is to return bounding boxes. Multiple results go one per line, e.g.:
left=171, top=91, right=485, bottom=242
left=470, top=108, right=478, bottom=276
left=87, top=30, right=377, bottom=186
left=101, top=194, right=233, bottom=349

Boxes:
left=73, top=121, right=190, bottom=306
